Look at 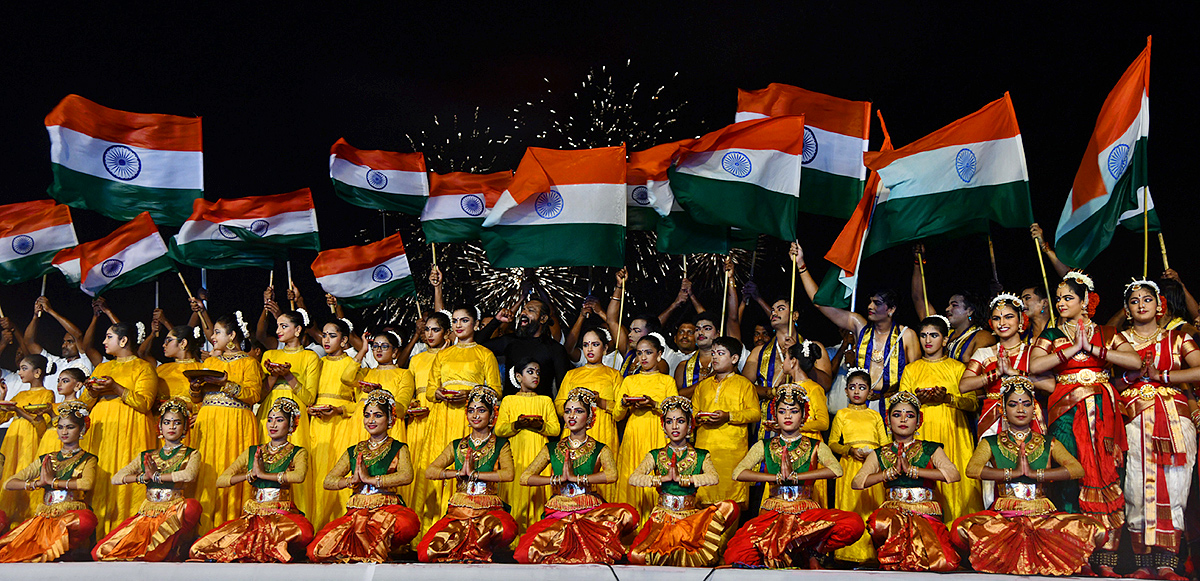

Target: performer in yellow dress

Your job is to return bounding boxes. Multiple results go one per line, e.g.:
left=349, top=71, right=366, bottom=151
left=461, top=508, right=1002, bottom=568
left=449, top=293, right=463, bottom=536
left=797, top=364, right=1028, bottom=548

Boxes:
left=827, top=368, right=889, bottom=563
left=36, top=369, right=88, bottom=458
left=406, top=312, right=449, bottom=541
left=554, top=327, right=622, bottom=501
left=189, top=397, right=313, bottom=563
left=0, top=401, right=98, bottom=563
left=344, top=330, right=415, bottom=444
left=0, top=354, right=55, bottom=524
left=494, top=359, right=561, bottom=540
left=692, top=337, right=759, bottom=507
left=898, top=315, right=981, bottom=523
left=190, top=313, right=263, bottom=534
left=261, top=309, right=321, bottom=519
left=93, top=399, right=202, bottom=561
left=152, top=325, right=205, bottom=448
left=613, top=333, right=679, bottom=522
left=80, top=322, right=159, bottom=537
left=308, top=318, right=361, bottom=531
left=773, top=340, right=831, bottom=506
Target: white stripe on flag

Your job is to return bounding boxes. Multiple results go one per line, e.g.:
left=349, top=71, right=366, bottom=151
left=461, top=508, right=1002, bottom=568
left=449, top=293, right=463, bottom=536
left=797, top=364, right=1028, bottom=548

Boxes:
left=82, top=235, right=168, bottom=294
left=54, top=258, right=81, bottom=284
left=316, top=254, right=412, bottom=298
left=420, top=193, right=492, bottom=221
left=803, top=126, right=868, bottom=180
left=878, top=135, right=1027, bottom=201
left=489, top=183, right=625, bottom=227
left=0, top=224, right=77, bottom=263
left=626, top=181, right=674, bottom=217
left=675, top=148, right=801, bottom=197
left=47, top=126, right=203, bottom=189
left=734, top=112, right=769, bottom=123
left=176, top=210, right=317, bottom=244
left=329, top=157, right=429, bottom=196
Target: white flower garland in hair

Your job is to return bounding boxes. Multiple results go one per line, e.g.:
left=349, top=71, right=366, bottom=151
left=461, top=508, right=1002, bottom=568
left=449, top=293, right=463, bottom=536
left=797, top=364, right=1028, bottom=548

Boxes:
left=590, top=326, right=612, bottom=344
left=1063, top=271, right=1095, bottom=292
left=135, top=321, right=146, bottom=344
left=800, top=339, right=816, bottom=358
left=234, top=310, right=250, bottom=339
left=846, top=366, right=869, bottom=376
left=341, top=318, right=354, bottom=334
left=988, top=292, right=1025, bottom=313
left=296, top=308, right=311, bottom=327
left=384, top=330, right=403, bottom=348
left=928, top=314, right=951, bottom=330
left=1124, top=278, right=1160, bottom=296
left=508, top=366, right=520, bottom=388
left=193, top=326, right=202, bottom=339
left=437, top=309, right=452, bottom=320
left=646, top=332, right=668, bottom=350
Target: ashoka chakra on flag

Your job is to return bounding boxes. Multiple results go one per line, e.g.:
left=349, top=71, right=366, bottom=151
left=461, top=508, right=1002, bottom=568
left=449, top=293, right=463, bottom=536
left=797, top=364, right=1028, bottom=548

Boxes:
left=955, top=148, right=977, bottom=183
left=721, top=151, right=752, bottom=178
left=103, top=145, right=142, bottom=181
left=802, top=128, right=818, bottom=164
left=372, top=265, right=392, bottom=283
left=12, top=235, right=35, bottom=255
left=101, top=259, right=124, bottom=278
left=535, top=190, right=564, bottom=219
left=1107, top=144, right=1130, bottom=179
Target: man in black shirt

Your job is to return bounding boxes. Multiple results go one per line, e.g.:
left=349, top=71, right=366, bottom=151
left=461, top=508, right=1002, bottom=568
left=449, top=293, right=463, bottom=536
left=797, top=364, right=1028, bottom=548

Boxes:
left=478, top=298, right=573, bottom=397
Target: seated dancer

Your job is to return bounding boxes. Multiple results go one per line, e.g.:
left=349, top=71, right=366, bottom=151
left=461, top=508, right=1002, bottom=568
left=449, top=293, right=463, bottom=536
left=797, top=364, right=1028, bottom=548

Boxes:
left=627, top=396, right=740, bottom=567
left=189, top=397, right=313, bottom=562
left=0, top=401, right=97, bottom=562
left=555, top=327, right=622, bottom=502
left=418, top=386, right=517, bottom=563
left=307, top=390, right=420, bottom=563
left=952, top=377, right=1106, bottom=576
left=851, top=392, right=961, bottom=572
left=93, top=398, right=202, bottom=562
left=724, top=384, right=865, bottom=569
left=514, top=388, right=639, bottom=564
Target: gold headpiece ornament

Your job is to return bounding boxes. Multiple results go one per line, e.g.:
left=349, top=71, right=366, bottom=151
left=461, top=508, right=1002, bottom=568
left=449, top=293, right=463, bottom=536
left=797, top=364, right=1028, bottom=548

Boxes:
left=1000, top=375, right=1037, bottom=400
left=1063, top=271, right=1095, bottom=292
left=466, top=385, right=500, bottom=410
left=56, top=400, right=90, bottom=433
left=564, top=387, right=598, bottom=410
left=887, top=391, right=922, bottom=412
left=1124, top=278, right=1160, bottom=296
left=773, top=383, right=811, bottom=425
left=158, top=397, right=191, bottom=420
left=659, top=395, right=694, bottom=417
left=363, top=389, right=396, bottom=413
left=988, top=292, right=1025, bottom=313
left=271, top=396, right=301, bottom=419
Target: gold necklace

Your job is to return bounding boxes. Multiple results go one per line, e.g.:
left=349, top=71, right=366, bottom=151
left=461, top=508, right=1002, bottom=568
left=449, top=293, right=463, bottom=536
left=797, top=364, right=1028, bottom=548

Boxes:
left=1128, top=326, right=1161, bottom=344
left=367, top=437, right=391, bottom=450
left=469, top=434, right=490, bottom=448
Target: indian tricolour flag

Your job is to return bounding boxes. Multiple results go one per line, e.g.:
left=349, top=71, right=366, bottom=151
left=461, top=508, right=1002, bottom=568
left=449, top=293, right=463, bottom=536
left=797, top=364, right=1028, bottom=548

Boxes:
left=482, top=146, right=626, bottom=268
left=52, top=246, right=81, bottom=285
left=627, top=141, right=684, bottom=231
left=669, top=116, right=806, bottom=242
left=45, top=94, right=202, bottom=228
left=168, top=190, right=319, bottom=269
left=79, top=212, right=174, bottom=297
left=1054, top=37, right=1155, bottom=269
left=421, top=171, right=512, bottom=243
left=737, top=83, right=870, bottom=219
left=329, top=138, right=429, bottom=215
left=0, top=200, right=78, bottom=285
left=863, top=93, right=1033, bottom=256
left=312, top=232, right=414, bottom=308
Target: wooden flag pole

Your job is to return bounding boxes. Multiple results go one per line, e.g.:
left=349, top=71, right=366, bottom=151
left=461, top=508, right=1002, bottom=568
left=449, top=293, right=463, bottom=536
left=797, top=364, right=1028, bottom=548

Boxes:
left=286, top=261, right=295, bottom=310
left=0, top=298, right=6, bottom=319
left=987, top=234, right=1000, bottom=284
left=431, top=243, right=438, bottom=266
left=37, top=275, right=47, bottom=317
left=154, top=280, right=161, bottom=337
left=1143, top=188, right=1150, bottom=279
left=682, top=255, right=687, bottom=280
left=1159, top=233, right=1170, bottom=271
left=177, top=272, right=194, bottom=299
left=1032, top=234, right=1056, bottom=326
left=788, top=253, right=797, bottom=338
left=720, top=257, right=731, bottom=336
left=916, top=250, right=933, bottom=317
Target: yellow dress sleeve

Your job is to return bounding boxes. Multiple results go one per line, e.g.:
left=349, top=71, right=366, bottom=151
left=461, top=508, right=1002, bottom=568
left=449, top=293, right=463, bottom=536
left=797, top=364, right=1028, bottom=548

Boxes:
left=802, top=381, right=829, bottom=433
left=732, top=441, right=766, bottom=480
left=121, top=360, right=159, bottom=414
left=11, top=458, right=43, bottom=482
left=727, top=377, right=761, bottom=425
left=426, top=351, right=444, bottom=400
left=340, top=360, right=365, bottom=388
left=538, top=397, right=561, bottom=437
left=323, top=449, right=353, bottom=490
left=873, top=413, right=890, bottom=448
left=229, top=356, right=264, bottom=405
left=483, top=351, right=502, bottom=392
left=554, top=377, right=570, bottom=415
left=493, top=400, right=518, bottom=438
left=217, top=449, right=251, bottom=487
left=377, top=445, right=414, bottom=488
left=295, top=352, right=321, bottom=407
left=828, top=413, right=849, bottom=456
left=628, top=452, right=659, bottom=488
left=519, top=446, right=552, bottom=486
left=815, top=442, right=842, bottom=477
left=1050, top=439, right=1086, bottom=479
left=611, top=377, right=630, bottom=422
left=393, top=369, right=416, bottom=412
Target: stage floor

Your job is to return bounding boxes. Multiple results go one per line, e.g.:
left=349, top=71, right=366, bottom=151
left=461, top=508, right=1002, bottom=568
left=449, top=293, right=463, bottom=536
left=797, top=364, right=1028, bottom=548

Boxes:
left=1, top=562, right=1095, bottom=581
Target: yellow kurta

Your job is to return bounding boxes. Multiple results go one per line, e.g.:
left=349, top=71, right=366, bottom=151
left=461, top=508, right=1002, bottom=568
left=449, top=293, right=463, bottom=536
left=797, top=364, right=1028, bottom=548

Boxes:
left=554, top=364, right=622, bottom=501
left=192, top=354, right=263, bottom=534
left=494, top=392, right=560, bottom=542
left=692, top=374, right=760, bottom=506
left=828, top=403, right=890, bottom=562
left=404, top=349, right=446, bottom=542
left=797, top=378, right=831, bottom=507
left=0, top=387, right=54, bottom=523
left=155, top=360, right=204, bottom=447
left=258, top=347, right=320, bottom=519
left=307, top=354, right=360, bottom=531
left=343, top=365, right=415, bottom=444
left=612, top=371, right=678, bottom=525
left=80, top=356, right=158, bottom=536
left=899, top=357, right=982, bottom=522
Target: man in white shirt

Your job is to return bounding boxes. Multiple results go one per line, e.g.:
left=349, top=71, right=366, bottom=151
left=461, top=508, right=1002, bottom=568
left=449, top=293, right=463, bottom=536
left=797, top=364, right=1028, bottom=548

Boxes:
left=25, top=298, right=94, bottom=404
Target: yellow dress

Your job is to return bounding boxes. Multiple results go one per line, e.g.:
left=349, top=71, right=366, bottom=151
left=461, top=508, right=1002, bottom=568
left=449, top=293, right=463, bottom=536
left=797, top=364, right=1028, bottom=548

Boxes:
left=155, top=359, right=205, bottom=447
left=80, top=356, right=159, bottom=536
left=899, top=357, right=982, bottom=522
left=192, top=353, right=263, bottom=534
left=798, top=378, right=831, bottom=508
left=828, top=403, right=890, bottom=562
left=554, top=364, right=622, bottom=501
left=308, top=354, right=361, bottom=531
left=0, top=386, right=54, bottom=523
left=259, top=347, right=321, bottom=519
left=692, top=374, right=760, bottom=506
left=612, top=371, right=678, bottom=525
left=405, top=349, right=446, bottom=542
left=344, top=365, right=416, bottom=443
left=494, top=391, right=561, bottom=542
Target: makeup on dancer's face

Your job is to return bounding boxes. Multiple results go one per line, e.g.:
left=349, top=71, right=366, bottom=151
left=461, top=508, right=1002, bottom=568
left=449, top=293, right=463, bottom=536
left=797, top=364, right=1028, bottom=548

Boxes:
left=694, top=321, right=716, bottom=346
left=663, top=409, right=689, bottom=442
left=888, top=404, right=919, bottom=435
left=629, top=320, right=649, bottom=344
left=322, top=324, right=346, bottom=353
left=1126, top=289, right=1156, bottom=322
left=581, top=331, right=607, bottom=363
left=266, top=409, right=291, bottom=438
left=564, top=401, right=589, bottom=430
left=371, top=339, right=396, bottom=363
left=770, top=301, right=790, bottom=327
left=518, top=363, right=540, bottom=390
left=1021, top=289, right=1045, bottom=315
left=946, top=296, right=969, bottom=325
left=1004, top=392, right=1034, bottom=427
left=775, top=403, right=803, bottom=432
left=363, top=404, right=389, bottom=435
left=160, top=411, right=187, bottom=442
left=867, top=296, right=890, bottom=320
left=845, top=380, right=870, bottom=404
left=276, top=319, right=298, bottom=343
left=1055, top=287, right=1081, bottom=316
left=57, top=417, right=83, bottom=444
left=991, top=307, right=1019, bottom=338
left=919, top=326, right=945, bottom=355
left=58, top=374, right=82, bottom=396
left=17, top=359, right=37, bottom=383
left=637, top=339, right=661, bottom=370
left=452, top=310, right=476, bottom=337
left=467, top=401, right=492, bottom=429
left=425, top=321, right=446, bottom=346
left=710, top=346, right=734, bottom=372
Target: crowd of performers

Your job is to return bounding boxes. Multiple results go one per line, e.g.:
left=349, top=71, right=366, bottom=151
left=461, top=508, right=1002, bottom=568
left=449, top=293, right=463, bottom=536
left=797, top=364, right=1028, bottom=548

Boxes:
left=0, top=233, right=1198, bottom=578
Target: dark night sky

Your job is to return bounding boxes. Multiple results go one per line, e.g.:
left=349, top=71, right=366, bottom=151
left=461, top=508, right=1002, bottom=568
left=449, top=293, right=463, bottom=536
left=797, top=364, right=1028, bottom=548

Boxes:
left=0, top=3, right=1192, bottom=347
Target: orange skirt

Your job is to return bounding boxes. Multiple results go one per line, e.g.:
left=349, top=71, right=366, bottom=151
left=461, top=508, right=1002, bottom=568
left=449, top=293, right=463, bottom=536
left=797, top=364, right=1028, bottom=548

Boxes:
left=868, top=503, right=959, bottom=572
left=628, top=501, right=740, bottom=567
left=417, top=505, right=518, bottom=563
left=190, top=512, right=314, bottom=563
left=952, top=510, right=1105, bottom=575
left=92, top=498, right=202, bottom=561
left=0, top=509, right=96, bottom=563
left=515, top=503, right=639, bottom=564
left=307, top=504, right=420, bottom=563
left=724, top=507, right=866, bottom=568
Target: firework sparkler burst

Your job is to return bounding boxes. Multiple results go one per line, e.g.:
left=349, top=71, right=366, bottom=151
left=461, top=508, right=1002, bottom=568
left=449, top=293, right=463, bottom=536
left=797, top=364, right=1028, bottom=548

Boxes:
left=405, top=107, right=511, bottom=174
left=442, top=242, right=587, bottom=320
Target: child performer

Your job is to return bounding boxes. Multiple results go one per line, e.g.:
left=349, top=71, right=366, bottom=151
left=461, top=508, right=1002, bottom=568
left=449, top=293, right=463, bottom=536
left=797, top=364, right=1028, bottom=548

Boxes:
left=613, top=333, right=679, bottom=523
left=308, top=318, right=360, bottom=531
left=851, top=392, right=961, bottom=572
left=627, top=396, right=740, bottom=567
left=36, top=369, right=87, bottom=457
left=692, top=336, right=760, bottom=507
left=0, top=354, right=55, bottom=523
left=515, top=388, right=639, bottom=564
left=189, top=397, right=313, bottom=562
left=494, top=359, right=560, bottom=541
left=827, top=368, right=889, bottom=564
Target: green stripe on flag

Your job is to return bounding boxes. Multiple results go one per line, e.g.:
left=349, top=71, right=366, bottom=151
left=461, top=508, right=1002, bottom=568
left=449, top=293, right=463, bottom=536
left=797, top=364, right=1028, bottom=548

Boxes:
left=482, top=224, right=625, bottom=268
left=668, top=168, right=799, bottom=241
left=422, top=218, right=485, bottom=244
left=800, top=169, right=865, bottom=220
left=0, top=252, right=58, bottom=285
left=813, top=265, right=851, bottom=309
left=1057, top=140, right=1156, bottom=268
left=865, top=181, right=1032, bottom=257
left=656, top=212, right=729, bottom=255
left=48, top=164, right=200, bottom=228
left=167, top=239, right=276, bottom=270
left=336, top=277, right=416, bottom=309
left=627, top=207, right=660, bottom=232
left=92, top=255, right=175, bottom=296
left=332, top=180, right=427, bottom=215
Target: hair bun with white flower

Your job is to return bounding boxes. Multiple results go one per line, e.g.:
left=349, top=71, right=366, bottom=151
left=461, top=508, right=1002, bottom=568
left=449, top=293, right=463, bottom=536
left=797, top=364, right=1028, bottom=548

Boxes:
left=135, top=321, right=146, bottom=344
left=340, top=318, right=354, bottom=334
left=234, top=310, right=250, bottom=338
left=1063, top=271, right=1095, bottom=292
left=193, top=326, right=202, bottom=339
left=296, top=308, right=311, bottom=327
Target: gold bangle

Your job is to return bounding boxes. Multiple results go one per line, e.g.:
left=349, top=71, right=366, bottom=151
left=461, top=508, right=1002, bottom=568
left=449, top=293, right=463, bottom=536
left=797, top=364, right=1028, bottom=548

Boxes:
left=1037, top=469, right=1045, bottom=483
left=278, top=472, right=287, bottom=485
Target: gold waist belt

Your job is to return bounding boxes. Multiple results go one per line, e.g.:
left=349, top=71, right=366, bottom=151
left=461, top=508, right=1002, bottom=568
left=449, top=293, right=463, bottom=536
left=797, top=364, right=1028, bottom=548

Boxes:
left=44, top=489, right=84, bottom=505
left=458, top=480, right=496, bottom=496
left=254, top=488, right=292, bottom=503
left=1055, top=369, right=1110, bottom=385
left=554, top=482, right=590, bottom=498
left=1002, top=482, right=1045, bottom=501
left=202, top=392, right=250, bottom=409
left=771, top=484, right=812, bottom=502
left=887, top=487, right=933, bottom=503
left=1121, top=385, right=1182, bottom=402
left=146, top=488, right=184, bottom=502
left=658, top=494, right=698, bottom=511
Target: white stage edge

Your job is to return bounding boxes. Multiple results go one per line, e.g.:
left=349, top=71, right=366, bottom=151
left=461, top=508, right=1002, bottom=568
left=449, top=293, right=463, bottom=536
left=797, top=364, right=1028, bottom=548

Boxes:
left=1, top=562, right=1096, bottom=581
